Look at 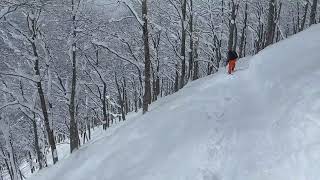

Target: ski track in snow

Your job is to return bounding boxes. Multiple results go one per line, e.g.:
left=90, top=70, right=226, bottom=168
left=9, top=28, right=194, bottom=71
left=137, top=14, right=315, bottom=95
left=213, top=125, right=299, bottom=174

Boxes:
left=27, top=25, right=320, bottom=180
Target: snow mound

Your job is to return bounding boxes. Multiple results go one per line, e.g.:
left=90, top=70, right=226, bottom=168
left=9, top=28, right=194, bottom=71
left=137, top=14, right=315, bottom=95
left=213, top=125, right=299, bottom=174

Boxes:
left=29, top=25, right=320, bottom=180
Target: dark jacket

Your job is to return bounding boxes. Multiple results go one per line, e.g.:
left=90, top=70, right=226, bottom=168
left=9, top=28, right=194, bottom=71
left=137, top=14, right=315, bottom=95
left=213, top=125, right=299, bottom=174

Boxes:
left=227, top=50, right=238, bottom=62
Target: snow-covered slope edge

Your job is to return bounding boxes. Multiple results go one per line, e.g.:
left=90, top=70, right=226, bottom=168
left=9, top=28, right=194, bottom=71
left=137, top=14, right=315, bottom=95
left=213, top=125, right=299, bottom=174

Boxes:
left=207, top=24, right=320, bottom=180
left=29, top=25, right=320, bottom=180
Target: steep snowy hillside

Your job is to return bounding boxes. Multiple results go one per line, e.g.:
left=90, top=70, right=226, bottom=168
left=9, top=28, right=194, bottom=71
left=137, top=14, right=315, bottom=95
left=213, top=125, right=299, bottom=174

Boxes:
left=29, top=25, right=320, bottom=180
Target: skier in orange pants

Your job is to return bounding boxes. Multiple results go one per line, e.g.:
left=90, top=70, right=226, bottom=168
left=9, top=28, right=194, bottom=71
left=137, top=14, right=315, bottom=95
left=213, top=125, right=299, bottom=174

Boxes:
left=227, top=49, right=238, bottom=74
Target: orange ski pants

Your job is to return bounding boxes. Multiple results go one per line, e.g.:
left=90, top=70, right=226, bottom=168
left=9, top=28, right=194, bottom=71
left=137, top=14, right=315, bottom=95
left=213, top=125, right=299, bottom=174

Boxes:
left=228, top=59, right=236, bottom=74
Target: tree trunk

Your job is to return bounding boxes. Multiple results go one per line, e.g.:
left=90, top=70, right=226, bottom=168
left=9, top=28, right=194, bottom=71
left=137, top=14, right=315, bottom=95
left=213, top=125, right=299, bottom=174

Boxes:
left=180, top=0, right=187, bottom=88
left=121, top=80, right=127, bottom=120
left=107, top=99, right=111, bottom=126
left=239, top=3, right=248, bottom=58
left=174, top=64, right=179, bottom=92
left=102, top=82, right=108, bottom=129
left=131, top=79, right=138, bottom=112
left=142, top=0, right=151, bottom=114
left=123, top=78, right=129, bottom=114
left=299, top=1, right=309, bottom=32
left=88, top=118, right=91, bottom=140
left=69, top=0, right=80, bottom=153
left=274, top=2, right=282, bottom=41
left=228, top=0, right=237, bottom=51
left=193, top=60, right=199, bottom=80
left=28, top=151, right=34, bottom=173
left=233, top=24, right=238, bottom=51
left=31, top=113, right=42, bottom=170
left=297, top=2, right=300, bottom=33
left=115, top=75, right=126, bottom=120
left=265, top=0, right=276, bottom=47
left=188, top=0, right=194, bottom=81
left=31, top=33, right=58, bottom=164
left=309, top=0, right=318, bottom=26
left=155, top=64, right=160, bottom=99
left=213, top=35, right=222, bottom=69
left=151, top=37, right=160, bottom=101
left=192, top=40, right=199, bottom=80
left=152, top=69, right=156, bottom=102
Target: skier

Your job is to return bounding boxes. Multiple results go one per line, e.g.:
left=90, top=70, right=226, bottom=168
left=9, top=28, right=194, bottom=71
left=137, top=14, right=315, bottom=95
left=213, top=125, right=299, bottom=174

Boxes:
left=227, top=49, right=238, bottom=74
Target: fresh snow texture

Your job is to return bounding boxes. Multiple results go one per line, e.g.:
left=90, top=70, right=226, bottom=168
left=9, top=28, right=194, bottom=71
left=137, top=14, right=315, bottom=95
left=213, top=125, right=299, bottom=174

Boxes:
left=29, top=25, right=320, bottom=180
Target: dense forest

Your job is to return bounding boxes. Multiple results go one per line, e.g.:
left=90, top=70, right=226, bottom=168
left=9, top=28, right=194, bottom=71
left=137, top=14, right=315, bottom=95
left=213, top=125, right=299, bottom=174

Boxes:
left=0, top=0, right=319, bottom=179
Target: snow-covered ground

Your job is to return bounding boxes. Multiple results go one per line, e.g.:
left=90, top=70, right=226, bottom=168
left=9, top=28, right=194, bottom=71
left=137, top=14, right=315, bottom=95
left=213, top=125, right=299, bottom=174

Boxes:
left=2, top=120, right=129, bottom=180
left=28, top=25, right=320, bottom=180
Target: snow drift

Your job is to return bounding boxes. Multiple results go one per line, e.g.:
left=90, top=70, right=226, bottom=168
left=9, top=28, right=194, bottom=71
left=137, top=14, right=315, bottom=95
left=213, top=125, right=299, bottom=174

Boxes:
left=29, top=25, right=320, bottom=180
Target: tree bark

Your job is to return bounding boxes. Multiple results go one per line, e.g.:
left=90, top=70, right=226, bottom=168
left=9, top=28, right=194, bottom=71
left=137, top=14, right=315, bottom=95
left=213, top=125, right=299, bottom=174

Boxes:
left=228, top=0, right=237, bottom=51
left=299, top=1, right=309, bottom=32
left=31, top=113, right=42, bottom=170
left=123, top=78, right=129, bottom=114
left=192, top=40, right=199, bottom=80
left=233, top=24, right=238, bottom=51
left=69, top=0, right=80, bottom=153
left=174, top=63, right=179, bottom=92
left=239, top=3, right=248, bottom=58
left=309, top=0, right=318, bottom=26
left=180, top=0, right=187, bottom=88
left=142, top=0, right=151, bottom=114
left=151, top=32, right=161, bottom=101
left=265, top=0, right=276, bottom=47
left=30, top=22, right=58, bottom=164
left=102, top=82, right=108, bottom=129
left=188, top=0, right=194, bottom=81
left=131, top=79, right=138, bottom=112
left=115, top=75, right=126, bottom=120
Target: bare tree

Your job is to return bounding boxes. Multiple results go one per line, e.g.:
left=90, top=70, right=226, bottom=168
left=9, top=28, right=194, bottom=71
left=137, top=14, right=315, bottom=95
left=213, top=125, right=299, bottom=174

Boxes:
left=309, top=0, right=318, bottom=26
left=239, top=2, right=248, bottom=58
left=300, top=0, right=309, bottom=32
left=227, top=0, right=239, bottom=51
left=188, top=0, right=195, bottom=81
left=142, top=0, right=152, bottom=114
left=265, top=0, right=276, bottom=47
left=69, top=0, right=80, bottom=153
left=180, top=0, right=187, bottom=88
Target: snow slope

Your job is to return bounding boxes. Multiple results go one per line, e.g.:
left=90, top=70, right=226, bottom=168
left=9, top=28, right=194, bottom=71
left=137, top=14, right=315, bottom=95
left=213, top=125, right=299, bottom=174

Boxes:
left=29, top=25, right=320, bottom=180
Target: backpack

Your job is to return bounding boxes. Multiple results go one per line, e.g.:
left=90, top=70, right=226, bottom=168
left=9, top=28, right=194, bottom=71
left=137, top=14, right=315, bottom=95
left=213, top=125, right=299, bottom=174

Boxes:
left=228, top=51, right=238, bottom=61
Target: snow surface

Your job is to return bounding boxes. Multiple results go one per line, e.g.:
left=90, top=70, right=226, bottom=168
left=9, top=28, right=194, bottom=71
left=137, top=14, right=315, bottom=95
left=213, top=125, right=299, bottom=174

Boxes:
left=29, top=25, right=320, bottom=180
